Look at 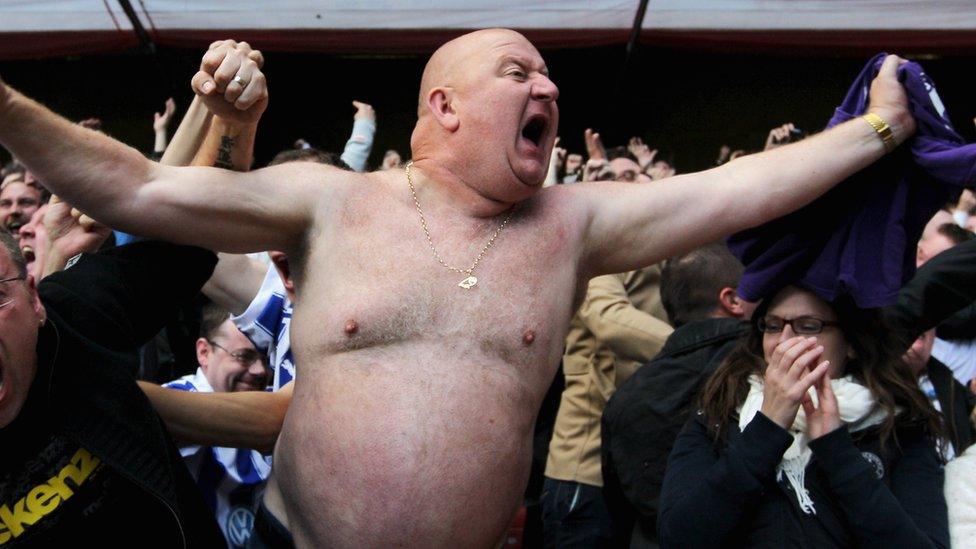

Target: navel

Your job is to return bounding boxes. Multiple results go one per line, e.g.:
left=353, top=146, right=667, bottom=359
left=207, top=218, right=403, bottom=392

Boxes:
left=344, top=319, right=359, bottom=336
left=522, top=329, right=536, bottom=345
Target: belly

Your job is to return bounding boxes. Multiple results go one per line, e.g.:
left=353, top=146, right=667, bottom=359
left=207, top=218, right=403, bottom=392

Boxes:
left=271, top=345, right=545, bottom=547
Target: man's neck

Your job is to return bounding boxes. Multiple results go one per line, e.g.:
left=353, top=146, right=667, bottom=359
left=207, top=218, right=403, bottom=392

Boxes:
left=407, top=159, right=514, bottom=219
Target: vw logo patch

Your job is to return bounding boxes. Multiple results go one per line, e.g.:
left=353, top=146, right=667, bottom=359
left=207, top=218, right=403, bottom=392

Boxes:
left=226, top=506, right=256, bottom=547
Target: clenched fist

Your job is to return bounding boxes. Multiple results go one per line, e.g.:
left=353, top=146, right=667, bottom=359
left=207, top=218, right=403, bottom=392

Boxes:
left=191, top=40, right=268, bottom=125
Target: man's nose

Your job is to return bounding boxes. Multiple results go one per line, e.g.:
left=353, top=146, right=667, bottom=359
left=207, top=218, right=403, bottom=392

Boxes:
left=248, top=360, right=268, bottom=377
left=532, top=75, right=559, bottom=102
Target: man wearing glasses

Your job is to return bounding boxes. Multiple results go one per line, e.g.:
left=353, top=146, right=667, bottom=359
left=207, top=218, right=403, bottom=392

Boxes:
left=0, top=230, right=223, bottom=545
left=163, top=303, right=271, bottom=548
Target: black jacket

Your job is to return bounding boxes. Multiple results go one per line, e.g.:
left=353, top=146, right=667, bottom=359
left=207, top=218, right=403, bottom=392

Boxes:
left=1, top=242, right=222, bottom=547
left=927, top=357, right=976, bottom=454
left=659, top=412, right=948, bottom=548
left=601, top=317, right=748, bottom=548
left=887, top=238, right=976, bottom=345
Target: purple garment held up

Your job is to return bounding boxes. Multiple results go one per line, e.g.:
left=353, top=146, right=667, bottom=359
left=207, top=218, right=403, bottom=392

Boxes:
left=728, top=53, right=976, bottom=308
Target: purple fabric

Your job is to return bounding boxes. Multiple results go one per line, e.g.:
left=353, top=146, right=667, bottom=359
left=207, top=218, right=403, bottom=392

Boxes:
left=728, top=53, right=976, bottom=308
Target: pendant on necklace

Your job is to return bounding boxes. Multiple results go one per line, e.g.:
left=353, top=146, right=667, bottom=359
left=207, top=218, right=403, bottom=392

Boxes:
left=458, top=276, right=478, bottom=289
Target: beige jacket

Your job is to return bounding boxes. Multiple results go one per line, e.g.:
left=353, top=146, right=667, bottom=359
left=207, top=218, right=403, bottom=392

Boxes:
left=545, top=265, right=673, bottom=487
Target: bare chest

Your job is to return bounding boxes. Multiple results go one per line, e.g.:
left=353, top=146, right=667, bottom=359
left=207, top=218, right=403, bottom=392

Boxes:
left=291, top=188, right=583, bottom=374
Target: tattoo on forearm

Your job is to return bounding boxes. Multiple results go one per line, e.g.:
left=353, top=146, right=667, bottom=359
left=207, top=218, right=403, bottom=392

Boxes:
left=215, top=135, right=237, bottom=169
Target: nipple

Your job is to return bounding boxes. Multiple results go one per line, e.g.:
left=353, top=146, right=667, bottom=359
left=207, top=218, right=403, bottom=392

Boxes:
left=344, top=319, right=359, bottom=336
left=522, top=330, right=536, bottom=345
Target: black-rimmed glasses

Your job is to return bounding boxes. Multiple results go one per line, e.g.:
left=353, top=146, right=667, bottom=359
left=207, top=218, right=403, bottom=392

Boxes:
left=757, top=315, right=840, bottom=335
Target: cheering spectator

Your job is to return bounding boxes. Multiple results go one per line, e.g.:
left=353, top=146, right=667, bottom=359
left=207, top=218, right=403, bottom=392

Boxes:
left=0, top=175, right=43, bottom=239
left=162, top=304, right=271, bottom=547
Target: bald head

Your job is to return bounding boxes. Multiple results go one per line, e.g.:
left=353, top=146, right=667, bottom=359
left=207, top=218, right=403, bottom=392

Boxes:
left=418, top=29, right=534, bottom=118
left=410, top=29, right=559, bottom=202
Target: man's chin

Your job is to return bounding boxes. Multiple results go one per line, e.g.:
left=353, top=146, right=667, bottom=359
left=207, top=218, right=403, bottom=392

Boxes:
left=233, top=381, right=266, bottom=392
left=516, top=172, right=546, bottom=190
left=511, top=161, right=546, bottom=188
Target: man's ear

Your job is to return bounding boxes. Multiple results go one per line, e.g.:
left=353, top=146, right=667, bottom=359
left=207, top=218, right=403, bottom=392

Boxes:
left=718, top=287, right=746, bottom=318
left=196, top=338, right=211, bottom=371
left=25, top=274, right=46, bottom=326
left=269, top=251, right=296, bottom=303
left=427, top=87, right=460, bottom=132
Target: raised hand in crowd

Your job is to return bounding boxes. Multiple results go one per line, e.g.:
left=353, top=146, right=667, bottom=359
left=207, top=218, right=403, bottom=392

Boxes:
left=957, top=189, right=976, bottom=213
left=628, top=136, right=657, bottom=172
left=18, top=194, right=111, bottom=280
left=153, top=97, right=177, bottom=153
left=553, top=136, right=566, bottom=171
left=584, top=127, right=606, bottom=160
left=565, top=152, right=582, bottom=179
left=190, top=40, right=268, bottom=169
left=352, top=100, right=375, bottom=122
left=582, top=128, right=611, bottom=181
left=192, top=39, right=267, bottom=125
left=953, top=188, right=976, bottom=226
left=764, top=122, right=797, bottom=151
left=341, top=100, right=377, bottom=171
left=583, top=158, right=610, bottom=182
left=645, top=160, right=676, bottom=181
left=545, top=136, right=564, bottom=186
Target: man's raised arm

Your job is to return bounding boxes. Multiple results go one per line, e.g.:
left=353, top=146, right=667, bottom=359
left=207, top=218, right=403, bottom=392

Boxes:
left=0, top=42, right=330, bottom=255
left=578, top=55, right=915, bottom=277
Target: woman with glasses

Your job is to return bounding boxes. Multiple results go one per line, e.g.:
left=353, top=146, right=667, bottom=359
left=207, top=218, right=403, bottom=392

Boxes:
left=657, top=285, right=949, bottom=548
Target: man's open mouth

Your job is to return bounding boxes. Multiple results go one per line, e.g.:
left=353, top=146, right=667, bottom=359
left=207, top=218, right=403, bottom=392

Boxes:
left=521, top=115, right=548, bottom=148
left=21, top=245, right=35, bottom=264
left=5, top=221, right=23, bottom=235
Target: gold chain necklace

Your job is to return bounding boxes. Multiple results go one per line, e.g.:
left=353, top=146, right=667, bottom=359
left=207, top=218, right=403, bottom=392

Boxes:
left=405, top=161, right=514, bottom=289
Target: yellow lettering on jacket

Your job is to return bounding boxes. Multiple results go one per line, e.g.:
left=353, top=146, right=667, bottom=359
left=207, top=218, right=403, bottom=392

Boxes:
left=0, top=448, right=102, bottom=545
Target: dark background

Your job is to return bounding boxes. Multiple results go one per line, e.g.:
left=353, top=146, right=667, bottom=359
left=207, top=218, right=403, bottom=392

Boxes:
left=2, top=43, right=974, bottom=172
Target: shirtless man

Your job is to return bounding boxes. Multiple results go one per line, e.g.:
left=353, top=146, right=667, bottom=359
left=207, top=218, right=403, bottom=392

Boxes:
left=0, top=30, right=914, bottom=546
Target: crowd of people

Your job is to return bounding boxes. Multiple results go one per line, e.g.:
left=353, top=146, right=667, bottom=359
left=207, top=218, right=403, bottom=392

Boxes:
left=1, top=29, right=975, bottom=548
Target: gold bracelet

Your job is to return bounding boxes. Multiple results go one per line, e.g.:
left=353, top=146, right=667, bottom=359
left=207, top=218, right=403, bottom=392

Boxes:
left=861, top=113, right=897, bottom=154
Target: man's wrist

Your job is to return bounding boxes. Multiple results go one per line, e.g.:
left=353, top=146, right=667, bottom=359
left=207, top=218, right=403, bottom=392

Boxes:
left=210, top=115, right=256, bottom=171
left=41, top=248, right=68, bottom=279
left=866, top=106, right=914, bottom=149
left=211, top=115, right=258, bottom=136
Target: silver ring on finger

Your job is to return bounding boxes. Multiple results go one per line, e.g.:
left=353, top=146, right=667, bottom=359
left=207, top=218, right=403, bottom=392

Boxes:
left=232, top=75, right=247, bottom=87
